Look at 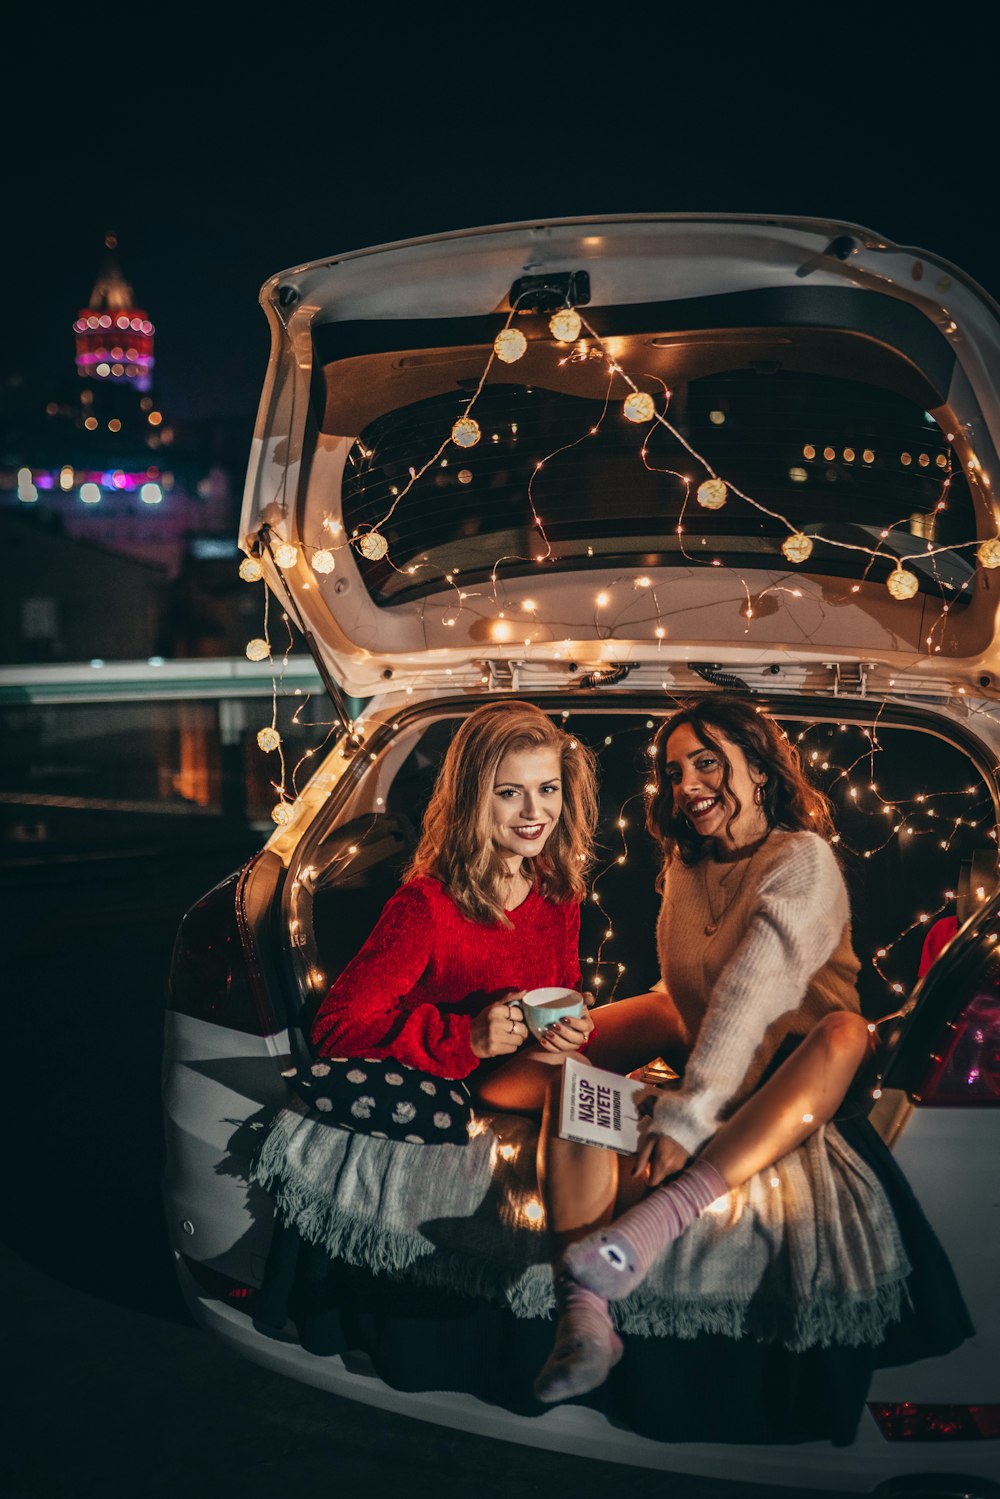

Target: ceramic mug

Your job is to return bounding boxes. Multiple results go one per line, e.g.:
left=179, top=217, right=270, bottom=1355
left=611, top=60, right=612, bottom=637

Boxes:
left=521, top=986, right=586, bottom=1042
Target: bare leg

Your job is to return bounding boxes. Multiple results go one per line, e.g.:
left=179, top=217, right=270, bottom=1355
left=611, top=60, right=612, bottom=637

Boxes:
left=700, top=1010, right=875, bottom=1188
left=528, top=992, right=689, bottom=1405
left=473, top=988, right=691, bottom=1240
left=585, top=990, right=689, bottom=1076
left=472, top=1050, right=620, bottom=1244
left=566, top=1010, right=875, bottom=1300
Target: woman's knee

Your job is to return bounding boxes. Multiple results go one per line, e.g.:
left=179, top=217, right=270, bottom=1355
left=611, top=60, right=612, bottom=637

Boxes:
left=813, top=1009, right=874, bottom=1065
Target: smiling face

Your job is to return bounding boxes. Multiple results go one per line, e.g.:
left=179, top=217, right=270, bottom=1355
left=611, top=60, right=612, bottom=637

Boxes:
left=664, top=721, right=768, bottom=852
left=490, top=745, right=564, bottom=872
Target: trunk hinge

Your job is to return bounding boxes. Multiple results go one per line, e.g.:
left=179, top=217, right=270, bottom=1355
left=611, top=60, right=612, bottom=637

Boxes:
left=831, top=662, right=870, bottom=698
left=482, top=660, right=522, bottom=691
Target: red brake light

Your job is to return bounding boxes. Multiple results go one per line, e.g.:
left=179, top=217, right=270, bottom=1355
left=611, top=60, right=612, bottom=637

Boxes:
left=868, top=1402, right=1000, bottom=1441
left=914, top=986, right=1000, bottom=1105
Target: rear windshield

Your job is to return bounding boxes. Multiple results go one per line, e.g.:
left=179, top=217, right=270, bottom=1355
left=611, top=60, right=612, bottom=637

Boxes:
left=327, top=328, right=973, bottom=607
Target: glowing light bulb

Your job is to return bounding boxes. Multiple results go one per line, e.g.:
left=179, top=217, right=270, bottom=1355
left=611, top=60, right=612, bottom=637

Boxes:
left=257, top=727, right=281, bottom=752
left=246, top=638, right=271, bottom=662
left=274, top=542, right=298, bottom=569
left=623, top=391, right=655, bottom=424
left=977, top=538, right=1000, bottom=569
left=312, top=548, right=335, bottom=574
left=696, top=478, right=727, bottom=510
left=451, top=416, right=481, bottom=448
left=887, top=566, right=919, bottom=600
left=549, top=308, right=582, bottom=342
left=782, top=532, right=814, bottom=565
left=358, top=531, right=388, bottom=561
left=239, top=557, right=263, bottom=583
left=493, top=327, right=527, bottom=363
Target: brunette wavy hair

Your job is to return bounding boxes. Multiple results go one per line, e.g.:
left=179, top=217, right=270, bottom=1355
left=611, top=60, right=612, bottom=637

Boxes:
left=406, top=701, right=599, bottom=926
left=646, top=695, right=836, bottom=872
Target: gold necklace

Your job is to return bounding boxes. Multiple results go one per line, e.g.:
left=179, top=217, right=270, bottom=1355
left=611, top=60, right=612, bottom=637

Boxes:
left=701, top=836, right=769, bottom=936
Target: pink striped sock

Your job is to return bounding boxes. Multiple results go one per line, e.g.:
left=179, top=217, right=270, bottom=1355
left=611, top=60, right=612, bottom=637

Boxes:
left=564, top=1157, right=728, bottom=1300
left=533, top=1269, right=623, bottom=1404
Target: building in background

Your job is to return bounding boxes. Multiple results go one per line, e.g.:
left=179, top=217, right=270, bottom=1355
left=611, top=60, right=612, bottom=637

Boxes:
left=0, top=234, right=253, bottom=663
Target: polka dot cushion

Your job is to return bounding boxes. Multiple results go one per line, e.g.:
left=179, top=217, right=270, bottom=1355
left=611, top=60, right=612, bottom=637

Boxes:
left=281, top=1057, right=473, bottom=1145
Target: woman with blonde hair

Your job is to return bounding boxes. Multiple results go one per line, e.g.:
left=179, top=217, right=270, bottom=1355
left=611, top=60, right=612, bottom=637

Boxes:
left=312, top=697, right=681, bottom=1099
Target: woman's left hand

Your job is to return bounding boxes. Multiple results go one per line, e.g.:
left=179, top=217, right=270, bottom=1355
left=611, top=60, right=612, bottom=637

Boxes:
left=633, top=1119, right=689, bottom=1184
left=538, top=1010, right=595, bottom=1053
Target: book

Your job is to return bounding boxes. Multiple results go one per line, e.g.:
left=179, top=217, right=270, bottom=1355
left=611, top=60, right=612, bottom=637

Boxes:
left=557, top=1054, right=647, bottom=1154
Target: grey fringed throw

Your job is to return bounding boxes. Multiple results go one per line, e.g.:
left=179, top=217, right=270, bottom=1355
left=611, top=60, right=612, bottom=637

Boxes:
left=252, top=1101, right=911, bottom=1347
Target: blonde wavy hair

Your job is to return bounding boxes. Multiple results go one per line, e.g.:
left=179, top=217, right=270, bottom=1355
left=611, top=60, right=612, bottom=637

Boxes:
left=406, top=701, right=598, bottom=926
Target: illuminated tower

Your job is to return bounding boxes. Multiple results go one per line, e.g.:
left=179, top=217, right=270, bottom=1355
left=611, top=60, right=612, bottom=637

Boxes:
left=73, top=233, right=155, bottom=401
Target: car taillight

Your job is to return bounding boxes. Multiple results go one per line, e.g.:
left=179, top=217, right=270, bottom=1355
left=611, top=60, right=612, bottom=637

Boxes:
left=183, top=1255, right=258, bottom=1307
left=868, top=1402, right=1000, bottom=1441
left=168, top=858, right=280, bottom=1036
left=913, top=988, right=1000, bottom=1105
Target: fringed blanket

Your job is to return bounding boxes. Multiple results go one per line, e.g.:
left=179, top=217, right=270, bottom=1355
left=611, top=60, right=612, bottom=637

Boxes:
left=252, top=1102, right=911, bottom=1348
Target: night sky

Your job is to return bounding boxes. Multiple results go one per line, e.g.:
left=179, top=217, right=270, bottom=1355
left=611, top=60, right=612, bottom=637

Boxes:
left=8, top=49, right=997, bottom=433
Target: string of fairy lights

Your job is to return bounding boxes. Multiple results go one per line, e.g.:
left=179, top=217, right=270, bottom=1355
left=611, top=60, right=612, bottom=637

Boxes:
left=242, top=295, right=1000, bottom=604
left=236, top=292, right=1000, bottom=1088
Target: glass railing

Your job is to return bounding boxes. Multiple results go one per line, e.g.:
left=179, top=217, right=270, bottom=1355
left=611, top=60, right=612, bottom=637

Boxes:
left=0, top=658, right=351, bottom=855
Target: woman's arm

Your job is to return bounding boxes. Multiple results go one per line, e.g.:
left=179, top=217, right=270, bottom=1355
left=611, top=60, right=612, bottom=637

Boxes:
left=310, top=883, right=479, bottom=1077
left=649, top=837, right=850, bottom=1157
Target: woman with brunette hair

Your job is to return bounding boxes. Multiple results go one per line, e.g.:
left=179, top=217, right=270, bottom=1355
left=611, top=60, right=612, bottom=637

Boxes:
left=533, top=695, right=970, bottom=1426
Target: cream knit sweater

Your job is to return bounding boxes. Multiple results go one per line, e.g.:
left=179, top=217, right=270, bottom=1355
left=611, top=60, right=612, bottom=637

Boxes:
left=651, top=830, right=861, bottom=1156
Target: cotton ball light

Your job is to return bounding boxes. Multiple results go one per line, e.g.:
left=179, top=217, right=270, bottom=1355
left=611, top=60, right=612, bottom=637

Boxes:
left=451, top=416, right=481, bottom=448
left=271, top=802, right=294, bottom=826
left=274, top=542, right=298, bottom=569
left=781, top=532, right=814, bottom=565
left=358, top=531, right=388, bottom=562
left=549, top=308, right=582, bottom=343
left=493, top=328, right=527, bottom=363
left=311, top=548, right=336, bottom=575
left=257, top=727, right=281, bottom=752
left=696, top=478, right=728, bottom=510
left=887, top=566, right=919, bottom=600
left=623, top=391, right=655, bottom=424
left=239, top=556, right=263, bottom=582
left=245, top=638, right=271, bottom=662
left=977, top=538, right=1000, bottom=569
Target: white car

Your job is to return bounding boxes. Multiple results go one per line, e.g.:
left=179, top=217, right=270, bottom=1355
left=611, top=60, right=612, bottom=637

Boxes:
left=163, top=215, right=1000, bottom=1496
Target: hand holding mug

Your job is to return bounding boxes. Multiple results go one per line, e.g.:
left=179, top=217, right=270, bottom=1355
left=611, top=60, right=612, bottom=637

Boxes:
left=470, top=991, right=529, bottom=1058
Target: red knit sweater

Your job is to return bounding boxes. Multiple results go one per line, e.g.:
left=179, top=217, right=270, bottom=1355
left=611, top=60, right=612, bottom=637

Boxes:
left=310, top=875, right=583, bottom=1078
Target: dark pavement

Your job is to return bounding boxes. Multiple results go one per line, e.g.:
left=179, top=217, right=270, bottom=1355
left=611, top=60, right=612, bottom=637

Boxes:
left=1, top=827, right=844, bottom=1499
